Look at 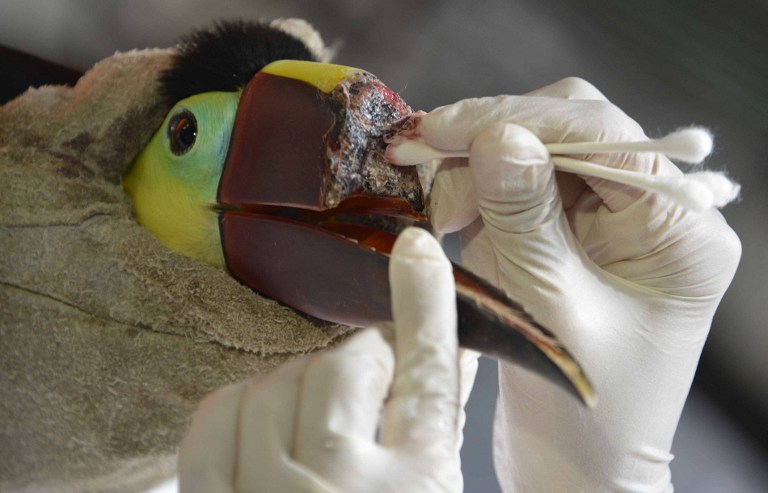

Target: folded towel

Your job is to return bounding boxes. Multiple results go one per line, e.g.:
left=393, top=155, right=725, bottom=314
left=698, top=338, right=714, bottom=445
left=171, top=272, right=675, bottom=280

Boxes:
left=0, top=47, right=350, bottom=492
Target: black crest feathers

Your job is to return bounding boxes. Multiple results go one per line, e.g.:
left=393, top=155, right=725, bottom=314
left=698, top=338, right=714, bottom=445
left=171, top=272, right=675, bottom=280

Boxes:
left=161, top=20, right=318, bottom=104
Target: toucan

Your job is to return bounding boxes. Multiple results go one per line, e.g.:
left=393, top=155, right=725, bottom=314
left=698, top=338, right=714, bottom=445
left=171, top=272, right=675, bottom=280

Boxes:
left=120, top=21, right=594, bottom=405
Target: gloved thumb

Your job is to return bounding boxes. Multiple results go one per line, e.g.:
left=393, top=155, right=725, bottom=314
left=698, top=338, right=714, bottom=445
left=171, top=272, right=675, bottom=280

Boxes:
left=429, top=123, right=555, bottom=235
left=429, top=158, right=479, bottom=235
left=468, top=123, right=553, bottom=221
left=447, top=123, right=586, bottom=299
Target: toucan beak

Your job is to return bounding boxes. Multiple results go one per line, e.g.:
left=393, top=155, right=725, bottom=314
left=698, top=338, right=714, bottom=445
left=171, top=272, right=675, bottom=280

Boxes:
left=217, top=60, right=595, bottom=406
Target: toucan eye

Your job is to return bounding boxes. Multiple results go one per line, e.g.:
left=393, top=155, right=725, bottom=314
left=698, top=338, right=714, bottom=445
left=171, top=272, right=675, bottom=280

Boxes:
left=168, top=110, right=198, bottom=155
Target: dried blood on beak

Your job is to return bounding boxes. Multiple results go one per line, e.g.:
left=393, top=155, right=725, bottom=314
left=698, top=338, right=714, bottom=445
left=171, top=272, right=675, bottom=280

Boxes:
left=219, top=71, right=424, bottom=215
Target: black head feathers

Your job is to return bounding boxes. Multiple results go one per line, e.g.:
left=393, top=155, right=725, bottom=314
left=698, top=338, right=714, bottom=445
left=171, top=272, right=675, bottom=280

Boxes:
left=161, top=20, right=318, bottom=104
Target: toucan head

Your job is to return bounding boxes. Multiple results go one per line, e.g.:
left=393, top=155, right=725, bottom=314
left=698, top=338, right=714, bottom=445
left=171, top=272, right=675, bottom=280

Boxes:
left=123, top=20, right=595, bottom=406
left=124, top=21, right=426, bottom=325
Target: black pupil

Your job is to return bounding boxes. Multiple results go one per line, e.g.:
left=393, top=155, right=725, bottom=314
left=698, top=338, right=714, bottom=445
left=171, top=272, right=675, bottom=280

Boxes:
left=169, top=110, right=197, bottom=155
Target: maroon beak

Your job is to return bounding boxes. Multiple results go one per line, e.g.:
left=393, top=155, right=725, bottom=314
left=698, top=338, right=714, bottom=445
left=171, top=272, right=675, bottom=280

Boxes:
left=216, top=63, right=595, bottom=406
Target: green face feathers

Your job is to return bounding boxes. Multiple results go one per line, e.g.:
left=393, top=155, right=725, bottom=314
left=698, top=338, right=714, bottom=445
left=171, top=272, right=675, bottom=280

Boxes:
left=124, top=91, right=239, bottom=267
left=125, top=20, right=320, bottom=268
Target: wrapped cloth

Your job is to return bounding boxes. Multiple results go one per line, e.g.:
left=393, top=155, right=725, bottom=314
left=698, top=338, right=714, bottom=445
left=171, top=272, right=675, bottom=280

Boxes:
left=0, top=36, right=352, bottom=492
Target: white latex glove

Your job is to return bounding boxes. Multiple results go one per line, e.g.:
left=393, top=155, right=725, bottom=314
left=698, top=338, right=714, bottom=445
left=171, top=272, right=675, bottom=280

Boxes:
left=178, top=227, right=473, bottom=493
left=389, top=78, right=741, bottom=492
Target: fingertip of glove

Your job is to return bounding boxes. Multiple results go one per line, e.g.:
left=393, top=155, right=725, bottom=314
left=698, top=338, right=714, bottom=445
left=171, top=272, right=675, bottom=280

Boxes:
left=390, top=229, right=455, bottom=319
left=391, top=227, right=448, bottom=266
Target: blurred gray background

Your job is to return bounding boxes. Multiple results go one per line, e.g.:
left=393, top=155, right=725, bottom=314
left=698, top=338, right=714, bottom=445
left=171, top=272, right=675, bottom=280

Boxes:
left=2, top=0, right=766, bottom=491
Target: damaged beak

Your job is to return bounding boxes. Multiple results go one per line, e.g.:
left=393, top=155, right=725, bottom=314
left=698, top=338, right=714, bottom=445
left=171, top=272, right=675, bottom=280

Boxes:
left=217, top=60, right=595, bottom=406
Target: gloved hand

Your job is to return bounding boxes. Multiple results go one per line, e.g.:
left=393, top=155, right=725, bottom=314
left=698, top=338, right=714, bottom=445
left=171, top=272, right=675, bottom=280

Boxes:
left=389, top=78, right=741, bottom=492
left=178, top=227, right=475, bottom=493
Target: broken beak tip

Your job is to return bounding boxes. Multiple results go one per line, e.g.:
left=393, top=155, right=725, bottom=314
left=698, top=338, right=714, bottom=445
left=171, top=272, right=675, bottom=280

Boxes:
left=586, top=394, right=599, bottom=409
left=573, top=377, right=598, bottom=408
left=579, top=387, right=598, bottom=409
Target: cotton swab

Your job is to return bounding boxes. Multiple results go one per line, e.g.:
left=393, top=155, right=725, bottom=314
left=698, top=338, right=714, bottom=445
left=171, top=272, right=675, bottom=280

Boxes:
left=388, top=127, right=740, bottom=211
left=544, top=127, right=714, bottom=164
left=550, top=156, right=739, bottom=210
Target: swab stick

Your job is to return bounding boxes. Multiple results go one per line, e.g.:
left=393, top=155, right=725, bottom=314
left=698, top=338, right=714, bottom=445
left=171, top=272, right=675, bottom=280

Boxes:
left=545, top=127, right=714, bottom=164
left=388, top=127, right=739, bottom=211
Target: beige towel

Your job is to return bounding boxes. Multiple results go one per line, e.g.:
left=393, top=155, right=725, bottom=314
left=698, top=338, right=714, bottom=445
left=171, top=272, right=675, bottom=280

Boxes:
left=0, top=47, right=351, bottom=492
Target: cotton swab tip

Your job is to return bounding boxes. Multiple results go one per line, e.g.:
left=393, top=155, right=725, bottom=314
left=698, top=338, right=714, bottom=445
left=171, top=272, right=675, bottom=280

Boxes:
left=685, top=171, right=741, bottom=207
left=657, top=127, right=713, bottom=164
left=657, top=178, right=715, bottom=211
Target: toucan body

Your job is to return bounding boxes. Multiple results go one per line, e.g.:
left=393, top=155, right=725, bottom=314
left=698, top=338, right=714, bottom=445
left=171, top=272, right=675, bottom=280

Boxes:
left=123, top=22, right=594, bottom=405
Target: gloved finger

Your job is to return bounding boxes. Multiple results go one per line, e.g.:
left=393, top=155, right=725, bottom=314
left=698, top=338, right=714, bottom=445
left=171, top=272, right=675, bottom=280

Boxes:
left=521, top=77, right=608, bottom=208
left=179, top=360, right=331, bottom=492
left=467, top=123, right=589, bottom=294
left=412, top=95, right=644, bottom=153
left=394, top=77, right=609, bottom=169
left=453, top=348, right=479, bottom=454
left=469, top=122, right=554, bottom=222
left=458, top=349, right=480, bottom=409
left=179, top=383, right=245, bottom=493
left=381, top=227, right=460, bottom=454
left=519, top=79, right=678, bottom=216
left=522, top=76, right=609, bottom=101
left=418, top=93, right=687, bottom=213
left=428, top=161, right=594, bottom=222
left=520, top=79, right=702, bottom=213
left=233, top=357, right=333, bottom=491
left=523, top=81, right=683, bottom=213
left=429, top=158, right=478, bottom=235
left=293, top=328, right=394, bottom=466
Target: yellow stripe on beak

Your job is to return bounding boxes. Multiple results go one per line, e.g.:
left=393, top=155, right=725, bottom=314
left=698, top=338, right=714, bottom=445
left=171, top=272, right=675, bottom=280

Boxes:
left=259, top=60, right=366, bottom=93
